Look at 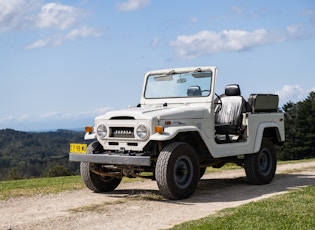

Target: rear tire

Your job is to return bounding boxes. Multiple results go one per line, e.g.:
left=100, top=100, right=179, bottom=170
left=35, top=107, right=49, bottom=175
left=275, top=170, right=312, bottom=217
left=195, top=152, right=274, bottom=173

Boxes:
left=244, top=138, right=276, bottom=184
left=80, top=141, right=122, bottom=192
left=155, top=142, right=200, bottom=200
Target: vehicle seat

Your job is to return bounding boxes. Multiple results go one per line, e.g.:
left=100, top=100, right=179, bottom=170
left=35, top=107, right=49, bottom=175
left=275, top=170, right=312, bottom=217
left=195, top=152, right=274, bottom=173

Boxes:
left=187, top=86, right=202, bottom=96
left=215, top=84, right=246, bottom=141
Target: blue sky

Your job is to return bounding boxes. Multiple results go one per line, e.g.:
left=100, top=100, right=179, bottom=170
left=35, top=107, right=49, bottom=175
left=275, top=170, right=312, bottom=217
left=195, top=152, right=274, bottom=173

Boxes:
left=1, top=0, right=315, bottom=131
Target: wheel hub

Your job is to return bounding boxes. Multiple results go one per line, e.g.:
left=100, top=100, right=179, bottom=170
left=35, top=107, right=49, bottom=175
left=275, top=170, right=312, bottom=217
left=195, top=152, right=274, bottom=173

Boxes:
left=259, top=150, right=271, bottom=175
left=174, top=156, right=193, bottom=189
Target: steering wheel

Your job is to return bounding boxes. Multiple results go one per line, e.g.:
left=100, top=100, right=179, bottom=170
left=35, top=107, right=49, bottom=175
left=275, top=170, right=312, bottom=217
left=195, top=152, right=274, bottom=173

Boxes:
left=201, top=90, right=210, bottom=96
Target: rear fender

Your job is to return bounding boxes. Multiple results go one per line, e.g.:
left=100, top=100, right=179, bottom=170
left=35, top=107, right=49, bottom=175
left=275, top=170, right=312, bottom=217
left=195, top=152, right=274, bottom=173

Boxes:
left=253, top=122, right=283, bottom=153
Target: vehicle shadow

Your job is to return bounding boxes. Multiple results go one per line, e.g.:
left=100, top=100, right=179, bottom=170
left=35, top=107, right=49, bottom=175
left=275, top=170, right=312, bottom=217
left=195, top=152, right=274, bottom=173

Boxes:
left=105, top=173, right=314, bottom=204
left=187, top=173, right=315, bottom=204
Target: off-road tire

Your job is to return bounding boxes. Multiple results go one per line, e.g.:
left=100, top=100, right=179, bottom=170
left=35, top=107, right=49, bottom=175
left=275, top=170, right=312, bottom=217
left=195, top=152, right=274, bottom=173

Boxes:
left=80, top=141, right=122, bottom=192
left=244, top=138, right=277, bottom=184
left=155, top=142, right=200, bottom=200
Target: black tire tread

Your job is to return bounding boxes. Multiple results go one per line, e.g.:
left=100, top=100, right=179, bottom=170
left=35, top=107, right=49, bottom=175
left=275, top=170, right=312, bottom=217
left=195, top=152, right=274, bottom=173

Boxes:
left=245, top=138, right=276, bottom=185
left=80, top=141, right=122, bottom=192
left=155, top=142, right=199, bottom=200
left=155, top=142, right=179, bottom=199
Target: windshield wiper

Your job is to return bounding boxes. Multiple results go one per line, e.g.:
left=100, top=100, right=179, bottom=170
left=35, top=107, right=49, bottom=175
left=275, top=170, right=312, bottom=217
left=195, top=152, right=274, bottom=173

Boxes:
left=165, top=70, right=175, bottom=76
left=194, top=68, right=202, bottom=72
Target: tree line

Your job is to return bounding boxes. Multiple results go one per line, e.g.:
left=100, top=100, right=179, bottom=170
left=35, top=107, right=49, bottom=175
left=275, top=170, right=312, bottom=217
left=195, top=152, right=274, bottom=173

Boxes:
left=277, top=92, right=315, bottom=160
left=0, top=92, right=314, bottom=180
left=0, top=129, right=83, bottom=180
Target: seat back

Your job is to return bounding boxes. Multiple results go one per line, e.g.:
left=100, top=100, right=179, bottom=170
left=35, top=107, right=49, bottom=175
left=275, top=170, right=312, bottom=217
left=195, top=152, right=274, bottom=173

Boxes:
left=187, top=86, right=201, bottom=96
left=215, top=84, right=246, bottom=135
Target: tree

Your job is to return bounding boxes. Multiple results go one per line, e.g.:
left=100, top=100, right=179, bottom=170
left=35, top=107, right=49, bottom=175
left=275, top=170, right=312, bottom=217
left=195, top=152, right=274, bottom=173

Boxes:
left=278, top=92, right=315, bottom=160
left=46, top=165, right=73, bottom=177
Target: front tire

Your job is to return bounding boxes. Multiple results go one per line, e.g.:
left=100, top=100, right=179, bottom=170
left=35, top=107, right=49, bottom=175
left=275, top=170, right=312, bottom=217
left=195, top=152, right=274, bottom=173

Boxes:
left=155, top=142, right=200, bottom=200
left=244, top=138, right=277, bottom=184
left=80, top=141, right=122, bottom=192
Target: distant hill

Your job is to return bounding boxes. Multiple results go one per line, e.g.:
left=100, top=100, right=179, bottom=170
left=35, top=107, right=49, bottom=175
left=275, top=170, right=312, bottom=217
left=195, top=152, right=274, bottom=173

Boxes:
left=0, top=129, right=85, bottom=180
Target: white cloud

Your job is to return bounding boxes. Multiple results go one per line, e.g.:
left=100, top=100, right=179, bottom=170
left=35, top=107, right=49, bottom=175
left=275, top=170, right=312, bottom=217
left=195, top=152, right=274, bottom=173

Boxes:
left=36, top=3, right=78, bottom=30
left=66, top=25, right=102, bottom=40
left=0, top=0, right=39, bottom=31
left=275, top=84, right=315, bottom=105
left=25, top=26, right=102, bottom=49
left=25, top=35, right=63, bottom=49
left=0, top=1, right=79, bottom=31
left=0, top=1, right=101, bottom=49
left=25, top=39, right=49, bottom=49
left=170, top=26, right=310, bottom=59
left=116, top=0, right=150, bottom=11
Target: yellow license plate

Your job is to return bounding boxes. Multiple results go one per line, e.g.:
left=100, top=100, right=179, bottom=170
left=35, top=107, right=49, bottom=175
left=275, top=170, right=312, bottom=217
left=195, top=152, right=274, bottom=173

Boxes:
left=70, top=143, right=87, bottom=154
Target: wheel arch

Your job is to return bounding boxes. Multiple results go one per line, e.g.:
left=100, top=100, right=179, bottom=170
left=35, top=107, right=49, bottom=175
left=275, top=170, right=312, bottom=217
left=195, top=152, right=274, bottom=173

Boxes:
left=171, top=131, right=211, bottom=157
left=150, top=129, right=213, bottom=164
left=253, top=122, right=284, bottom=153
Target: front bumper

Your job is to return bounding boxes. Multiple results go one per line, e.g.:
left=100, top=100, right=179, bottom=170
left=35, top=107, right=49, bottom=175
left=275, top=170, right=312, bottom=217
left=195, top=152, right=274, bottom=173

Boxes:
left=69, top=153, right=151, bottom=166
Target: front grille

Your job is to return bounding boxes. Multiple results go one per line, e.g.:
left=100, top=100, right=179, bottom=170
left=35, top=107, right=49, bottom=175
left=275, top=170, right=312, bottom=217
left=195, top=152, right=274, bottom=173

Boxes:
left=110, top=127, right=135, bottom=138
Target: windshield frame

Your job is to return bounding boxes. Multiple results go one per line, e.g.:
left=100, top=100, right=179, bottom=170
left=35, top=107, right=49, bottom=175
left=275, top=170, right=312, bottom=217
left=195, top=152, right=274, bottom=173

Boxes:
left=144, top=70, right=212, bottom=99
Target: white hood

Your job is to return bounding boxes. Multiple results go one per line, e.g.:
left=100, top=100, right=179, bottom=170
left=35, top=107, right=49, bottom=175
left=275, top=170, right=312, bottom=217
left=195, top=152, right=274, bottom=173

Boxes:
left=96, top=105, right=207, bottom=121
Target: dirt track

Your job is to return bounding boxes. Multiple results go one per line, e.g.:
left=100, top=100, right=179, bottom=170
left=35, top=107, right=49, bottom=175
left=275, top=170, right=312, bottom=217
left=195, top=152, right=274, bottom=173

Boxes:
left=1, top=161, right=315, bottom=230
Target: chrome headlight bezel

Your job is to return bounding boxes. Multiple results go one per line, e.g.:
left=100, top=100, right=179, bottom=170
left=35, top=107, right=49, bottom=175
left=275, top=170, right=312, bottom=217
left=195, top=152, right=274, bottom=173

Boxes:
left=136, top=124, right=148, bottom=140
left=97, top=124, right=107, bottom=139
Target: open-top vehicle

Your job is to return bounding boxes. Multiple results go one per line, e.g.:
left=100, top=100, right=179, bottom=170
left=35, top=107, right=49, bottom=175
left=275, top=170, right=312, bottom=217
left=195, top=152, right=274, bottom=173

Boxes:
left=69, top=66, right=285, bottom=200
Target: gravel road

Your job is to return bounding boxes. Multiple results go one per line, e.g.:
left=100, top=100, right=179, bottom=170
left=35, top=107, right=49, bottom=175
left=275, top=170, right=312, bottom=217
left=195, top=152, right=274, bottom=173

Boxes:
left=1, top=161, right=315, bottom=230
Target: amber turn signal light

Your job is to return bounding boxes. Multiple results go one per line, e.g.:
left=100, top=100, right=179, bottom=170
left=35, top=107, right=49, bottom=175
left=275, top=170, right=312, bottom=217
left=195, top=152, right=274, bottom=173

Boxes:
left=85, top=126, right=93, bottom=133
left=155, top=126, right=164, bottom=134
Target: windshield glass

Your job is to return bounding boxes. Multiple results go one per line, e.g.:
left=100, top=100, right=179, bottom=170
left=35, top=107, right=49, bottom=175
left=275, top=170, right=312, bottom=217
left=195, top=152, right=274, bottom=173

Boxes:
left=144, top=71, right=212, bottom=99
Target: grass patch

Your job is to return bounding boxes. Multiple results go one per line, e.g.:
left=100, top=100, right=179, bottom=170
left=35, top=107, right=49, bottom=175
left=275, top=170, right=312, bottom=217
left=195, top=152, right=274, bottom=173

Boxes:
left=0, top=176, right=84, bottom=200
left=205, top=163, right=240, bottom=173
left=170, top=186, right=315, bottom=230
left=206, top=158, right=315, bottom=173
left=278, top=158, right=315, bottom=165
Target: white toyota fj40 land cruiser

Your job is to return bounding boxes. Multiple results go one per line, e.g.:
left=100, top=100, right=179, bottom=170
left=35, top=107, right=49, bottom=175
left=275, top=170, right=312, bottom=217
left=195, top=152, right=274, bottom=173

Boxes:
left=69, top=66, right=285, bottom=200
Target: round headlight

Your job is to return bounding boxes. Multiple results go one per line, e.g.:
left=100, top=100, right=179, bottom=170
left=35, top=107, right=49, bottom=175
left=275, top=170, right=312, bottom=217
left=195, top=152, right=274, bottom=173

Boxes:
left=97, top=124, right=107, bottom=139
left=136, top=124, right=148, bottom=139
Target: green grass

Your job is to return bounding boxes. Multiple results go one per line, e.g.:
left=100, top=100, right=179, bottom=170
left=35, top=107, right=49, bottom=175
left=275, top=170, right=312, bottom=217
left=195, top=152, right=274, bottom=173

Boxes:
left=170, top=186, right=315, bottom=230
left=278, top=157, right=315, bottom=165
left=0, top=176, right=84, bottom=200
left=205, top=163, right=240, bottom=173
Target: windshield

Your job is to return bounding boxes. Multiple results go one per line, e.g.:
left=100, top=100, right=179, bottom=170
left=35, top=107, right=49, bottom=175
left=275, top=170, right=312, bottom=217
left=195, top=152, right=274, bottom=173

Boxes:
left=144, top=71, right=212, bottom=99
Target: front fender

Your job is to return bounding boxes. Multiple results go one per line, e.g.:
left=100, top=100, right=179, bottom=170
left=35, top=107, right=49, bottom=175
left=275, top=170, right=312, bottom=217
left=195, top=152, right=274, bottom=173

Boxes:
left=84, top=132, right=96, bottom=140
left=150, top=126, right=200, bottom=141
